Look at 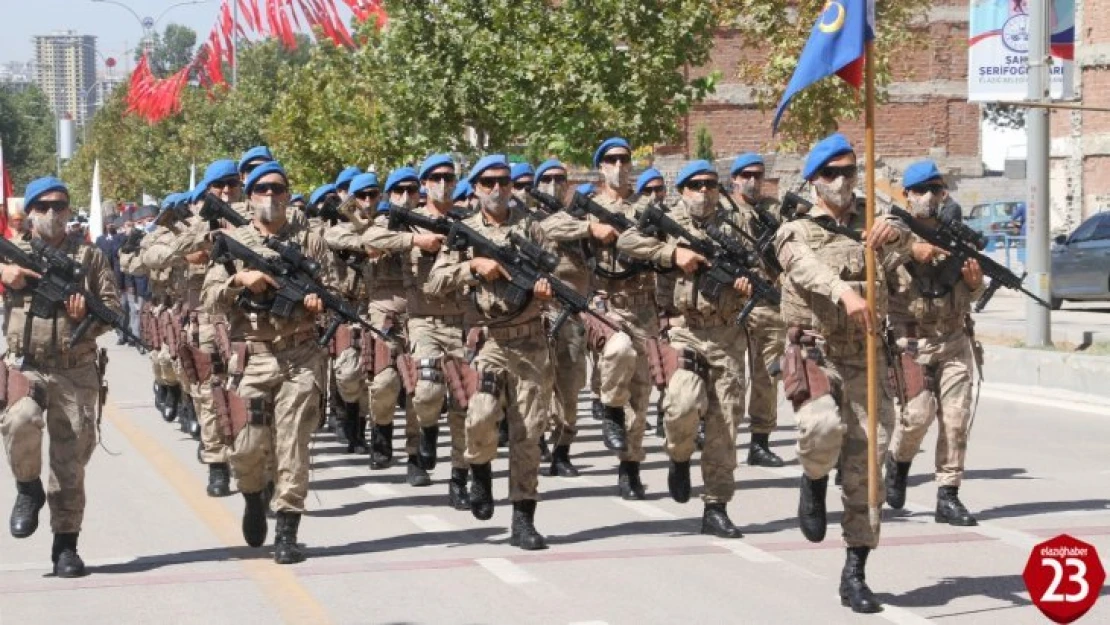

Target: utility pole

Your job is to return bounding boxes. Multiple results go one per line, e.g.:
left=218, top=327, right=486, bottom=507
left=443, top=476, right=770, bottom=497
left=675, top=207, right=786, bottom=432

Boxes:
left=1025, top=0, right=1052, bottom=347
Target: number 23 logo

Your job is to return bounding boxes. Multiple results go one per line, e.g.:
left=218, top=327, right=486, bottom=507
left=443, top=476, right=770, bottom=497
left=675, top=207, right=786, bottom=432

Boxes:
left=1042, top=558, right=1090, bottom=603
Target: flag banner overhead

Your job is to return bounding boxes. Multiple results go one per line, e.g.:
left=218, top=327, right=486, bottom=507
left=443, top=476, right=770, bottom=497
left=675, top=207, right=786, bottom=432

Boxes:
left=967, top=0, right=1075, bottom=102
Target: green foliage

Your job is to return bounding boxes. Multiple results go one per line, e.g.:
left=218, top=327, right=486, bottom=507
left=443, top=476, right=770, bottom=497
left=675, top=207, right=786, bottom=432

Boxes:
left=0, top=85, right=58, bottom=191
left=982, top=103, right=1026, bottom=130
left=136, top=24, right=199, bottom=78
left=694, top=125, right=715, bottom=161
left=725, top=0, right=919, bottom=149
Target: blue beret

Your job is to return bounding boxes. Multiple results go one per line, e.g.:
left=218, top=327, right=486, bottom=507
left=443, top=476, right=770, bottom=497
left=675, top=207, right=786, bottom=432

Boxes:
left=576, top=183, right=595, bottom=197
left=418, top=153, right=455, bottom=180
left=334, top=166, right=362, bottom=189
left=593, top=137, right=631, bottom=168
left=419, top=186, right=427, bottom=198
left=244, top=161, right=288, bottom=195
left=161, top=193, right=181, bottom=209
left=349, top=173, right=380, bottom=195
left=452, top=180, right=473, bottom=201
left=24, top=176, right=69, bottom=207
left=384, top=167, right=419, bottom=193
left=510, top=162, right=535, bottom=181
left=467, top=155, right=511, bottom=183
left=188, top=183, right=207, bottom=203
left=377, top=200, right=391, bottom=213
left=290, top=194, right=305, bottom=204
left=309, top=183, right=336, bottom=206
left=730, top=153, right=764, bottom=176
left=635, top=168, right=664, bottom=195
left=803, top=133, right=854, bottom=180
left=238, top=146, right=273, bottom=172
left=675, top=160, right=717, bottom=188
left=534, top=159, right=565, bottom=184
left=202, top=159, right=238, bottom=187
left=902, top=160, right=943, bottom=189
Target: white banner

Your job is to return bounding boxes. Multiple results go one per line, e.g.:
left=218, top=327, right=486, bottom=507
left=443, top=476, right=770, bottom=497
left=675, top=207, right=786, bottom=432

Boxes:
left=967, top=0, right=1075, bottom=102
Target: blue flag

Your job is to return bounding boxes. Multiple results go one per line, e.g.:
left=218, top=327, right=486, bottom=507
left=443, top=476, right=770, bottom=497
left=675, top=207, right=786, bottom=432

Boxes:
left=772, top=0, right=875, bottom=133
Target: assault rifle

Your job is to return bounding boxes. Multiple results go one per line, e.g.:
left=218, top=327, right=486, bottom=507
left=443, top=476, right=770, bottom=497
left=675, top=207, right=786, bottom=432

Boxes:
left=638, top=203, right=780, bottom=324
left=720, top=189, right=783, bottom=275
left=888, top=205, right=1049, bottom=312
left=209, top=233, right=388, bottom=346
left=199, top=193, right=249, bottom=229
left=0, top=237, right=148, bottom=351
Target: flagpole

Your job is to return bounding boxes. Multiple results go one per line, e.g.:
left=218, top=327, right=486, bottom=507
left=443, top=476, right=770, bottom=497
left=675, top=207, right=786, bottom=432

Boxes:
left=863, top=39, right=880, bottom=535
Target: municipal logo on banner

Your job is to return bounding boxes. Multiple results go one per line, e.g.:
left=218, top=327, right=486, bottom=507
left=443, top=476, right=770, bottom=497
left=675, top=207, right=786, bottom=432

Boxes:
left=967, top=0, right=1075, bottom=102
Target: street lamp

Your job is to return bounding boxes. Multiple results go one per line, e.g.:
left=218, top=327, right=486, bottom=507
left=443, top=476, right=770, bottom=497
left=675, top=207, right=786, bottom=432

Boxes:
left=90, top=0, right=212, bottom=53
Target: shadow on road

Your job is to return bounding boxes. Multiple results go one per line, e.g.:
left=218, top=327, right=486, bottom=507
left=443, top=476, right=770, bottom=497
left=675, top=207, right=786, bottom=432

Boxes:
left=975, top=498, right=1110, bottom=522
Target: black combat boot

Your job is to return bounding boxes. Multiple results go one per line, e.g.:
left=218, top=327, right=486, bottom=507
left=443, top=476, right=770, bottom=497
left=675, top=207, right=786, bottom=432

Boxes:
left=418, top=425, right=439, bottom=470
left=273, top=511, right=306, bottom=564
left=694, top=419, right=706, bottom=451
left=344, top=403, right=368, bottom=454
left=162, top=384, right=181, bottom=422
left=668, top=460, right=691, bottom=503
left=448, top=467, right=470, bottom=510
left=51, top=533, right=87, bottom=578
left=498, top=417, right=509, bottom=448
left=153, top=382, right=166, bottom=413
left=936, top=486, right=978, bottom=526
left=747, top=432, right=784, bottom=467
left=469, top=462, right=494, bottom=521
left=618, top=461, right=646, bottom=500
left=186, top=398, right=201, bottom=440
left=655, top=407, right=665, bottom=439
left=509, top=500, right=547, bottom=550
left=406, top=454, right=431, bottom=487
left=701, top=503, right=743, bottom=539
left=10, top=478, right=46, bottom=538
left=591, top=398, right=604, bottom=421
left=884, top=454, right=911, bottom=510
left=547, top=444, right=579, bottom=477
left=206, top=463, right=231, bottom=497
left=600, top=405, right=628, bottom=452
left=840, top=547, right=881, bottom=613
left=369, top=423, right=393, bottom=470
left=798, top=474, right=828, bottom=543
left=538, top=434, right=552, bottom=463
left=241, top=491, right=268, bottom=547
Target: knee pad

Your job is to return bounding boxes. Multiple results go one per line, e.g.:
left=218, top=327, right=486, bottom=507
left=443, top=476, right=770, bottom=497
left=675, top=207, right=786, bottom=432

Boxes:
left=663, top=369, right=707, bottom=420
left=334, top=348, right=366, bottom=402
left=602, top=331, right=637, bottom=369
left=0, top=396, right=45, bottom=437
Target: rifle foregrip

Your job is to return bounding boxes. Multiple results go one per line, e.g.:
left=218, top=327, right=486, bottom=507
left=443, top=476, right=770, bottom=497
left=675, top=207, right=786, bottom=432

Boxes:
left=973, top=282, right=1001, bottom=313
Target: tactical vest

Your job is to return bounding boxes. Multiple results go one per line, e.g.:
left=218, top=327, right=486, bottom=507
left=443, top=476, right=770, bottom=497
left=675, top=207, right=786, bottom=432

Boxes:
left=592, top=194, right=656, bottom=298
left=365, top=214, right=405, bottom=300
left=655, top=203, right=745, bottom=321
left=887, top=262, right=972, bottom=338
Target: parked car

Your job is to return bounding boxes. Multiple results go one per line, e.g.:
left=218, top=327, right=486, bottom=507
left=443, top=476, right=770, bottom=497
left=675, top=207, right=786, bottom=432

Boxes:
left=966, top=201, right=1022, bottom=237
left=1050, top=211, right=1110, bottom=310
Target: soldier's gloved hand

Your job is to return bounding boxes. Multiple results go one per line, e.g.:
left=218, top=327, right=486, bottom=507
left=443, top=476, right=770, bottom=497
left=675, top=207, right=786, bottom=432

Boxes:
left=185, top=250, right=210, bottom=265
left=65, top=293, right=88, bottom=321
left=413, top=233, right=445, bottom=253
left=865, top=219, right=899, bottom=250
left=840, top=289, right=875, bottom=335
left=303, top=293, right=325, bottom=314
left=0, top=264, right=41, bottom=290
left=589, top=222, right=618, bottom=245
left=961, top=258, right=984, bottom=289
left=733, top=276, right=752, bottom=297
left=470, top=258, right=509, bottom=282
left=534, top=278, right=553, bottom=300
left=911, top=241, right=945, bottom=264
left=673, top=248, right=707, bottom=275
left=234, top=270, right=278, bottom=294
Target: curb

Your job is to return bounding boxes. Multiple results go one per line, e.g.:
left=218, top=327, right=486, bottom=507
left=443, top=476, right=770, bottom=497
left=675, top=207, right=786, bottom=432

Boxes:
left=982, top=345, right=1110, bottom=399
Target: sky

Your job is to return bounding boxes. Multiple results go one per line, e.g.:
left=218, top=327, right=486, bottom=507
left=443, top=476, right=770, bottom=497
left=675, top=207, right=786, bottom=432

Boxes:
left=0, top=0, right=353, bottom=74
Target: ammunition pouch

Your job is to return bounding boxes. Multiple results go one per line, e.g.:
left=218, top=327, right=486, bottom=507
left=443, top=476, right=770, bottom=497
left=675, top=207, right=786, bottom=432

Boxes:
left=0, top=361, right=45, bottom=411
left=211, top=383, right=270, bottom=439
left=442, top=356, right=479, bottom=409
left=360, top=330, right=395, bottom=377
left=157, top=307, right=183, bottom=357
left=782, top=326, right=834, bottom=411
left=581, top=311, right=618, bottom=351
left=140, top=304, right=161, bottom=351
left=397, top=354, right=418, bottom=394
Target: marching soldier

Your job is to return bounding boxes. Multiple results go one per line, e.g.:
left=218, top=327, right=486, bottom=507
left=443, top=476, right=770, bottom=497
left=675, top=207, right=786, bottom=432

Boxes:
left=633, top=167, right=667, bottom=206
left=1, top=176, right=121, bottom=577
left=774, top=133, right=911, bottom=612
left=728, top=153, right=786, bottom=467
left=202, top=161, right=333, bottom=564
left=621, top=160, right=750, bottom=537
left=237, top=146, right=274, bottom=182
left=306, top=183, right=336, bottom=234
left=884, top=160, right=983, bottom=527
left=510, top=162, right=535, bottom=210
left=427, top=154, right=555, bottom=549
left=140, top=198, right=186, bottom=425
left=335, top=166, right=362, bottom=201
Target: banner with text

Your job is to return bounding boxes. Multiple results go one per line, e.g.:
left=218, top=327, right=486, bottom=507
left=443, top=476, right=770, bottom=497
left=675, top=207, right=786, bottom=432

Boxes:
left=967, top=0, right=1075, bottom=102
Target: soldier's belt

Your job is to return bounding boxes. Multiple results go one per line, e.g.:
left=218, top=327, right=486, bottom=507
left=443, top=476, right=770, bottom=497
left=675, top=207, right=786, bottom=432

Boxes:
left=673, top=314, right=729, bottom=330
left=419, top=314, right=465, bottom=326
left=486, top=320, right=544, bottom=341
left=607, top=291, right=654, bottom=311
left=243, top=329, right=318, bottom=356
left=14, top=346, right=96, bottom=371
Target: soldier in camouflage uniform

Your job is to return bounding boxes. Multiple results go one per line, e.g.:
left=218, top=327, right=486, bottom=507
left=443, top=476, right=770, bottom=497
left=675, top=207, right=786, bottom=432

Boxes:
left=141, top=199, right=187, bottom=426
left=774, top=134, right=911, bottom=613
left=202, top=162, right=333, bottom=564
left=1, top=176, right=121, bottom=577
left=884, top=160, right=983, bottom=527
left=428, top=155, right=555, bottom=550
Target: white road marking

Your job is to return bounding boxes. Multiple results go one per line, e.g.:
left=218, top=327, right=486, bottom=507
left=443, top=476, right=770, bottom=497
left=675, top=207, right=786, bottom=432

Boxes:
left=476, top=557, right=537, bottom=585
left=615, top=500, right=677, bottom=520
left=361, top=483, right=399, bottom=498
left=878, top=604, right=936, bottom=625
left=407, top=513, right=456, bottom=533
left=980, top=385, right=1110, bottom=417
left=714, top=540, right=782, bottom=563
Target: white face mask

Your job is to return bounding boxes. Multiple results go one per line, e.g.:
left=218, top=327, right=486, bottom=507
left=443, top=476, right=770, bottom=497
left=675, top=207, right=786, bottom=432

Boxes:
left=538, top=180, right=566, bottom=201
left=426, top=181, right=453, bottom=204
left=685, top=193, right=711, bottom=219
left=908, top=192, right=940, bottom=219
left=601, top=162, right=630, bottom=190
left=31, top=212, right=67, bottom=240
left=813, top=176, right=854, bottom=210
left=739, top=179, right=761, bottom=202
left=252, top=195, right=287, bottom=224
left=478, top=187, right=509, bottom=218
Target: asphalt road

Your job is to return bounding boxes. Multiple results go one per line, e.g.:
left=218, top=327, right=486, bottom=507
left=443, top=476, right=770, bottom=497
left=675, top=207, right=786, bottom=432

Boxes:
left=1, top=336, right=1108, bottom=625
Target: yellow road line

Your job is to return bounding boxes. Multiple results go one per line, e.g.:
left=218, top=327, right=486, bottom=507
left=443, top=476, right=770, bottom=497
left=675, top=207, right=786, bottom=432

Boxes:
left=105, top=403, right=332, bottom=625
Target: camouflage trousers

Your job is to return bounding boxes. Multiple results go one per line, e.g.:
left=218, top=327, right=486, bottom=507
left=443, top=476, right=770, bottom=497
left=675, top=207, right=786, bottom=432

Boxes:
left=0, top=360, right=99, bottom=533
left=794, top=350, right=895, bottom=549
left=589, top=303, right=655, bottom=463
left=890, top=330, right=975, bottom=487
left=745, top=304, right=785, bottom=434
left=466, top=327, right=553, bottom=502
left=186, top=316, right=228, bottom=465
left=229, top=341, right=324, bottom=513
left=406, top=316, right=467, bottom=470
left=548, top=312, right=588, bottom=447
left=661, top=323, right=746, bottom=504
left=366, top=307, right=407, bottom=431
left=151, top=341, right=179, bottom=387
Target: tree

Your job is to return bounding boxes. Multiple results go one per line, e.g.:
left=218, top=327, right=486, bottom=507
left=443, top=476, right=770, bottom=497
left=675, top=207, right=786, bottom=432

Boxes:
left=136, top=24, right=198, bottom=78
left=982, top=103, right=1026, bottom=130
left=0, top=86, right=58, bottom=191
left=725, top=0, right=920, bottom=149
left=694, top=125, right=715, bottom=161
